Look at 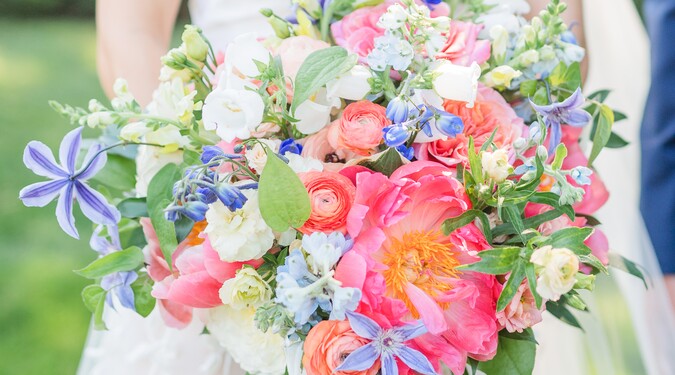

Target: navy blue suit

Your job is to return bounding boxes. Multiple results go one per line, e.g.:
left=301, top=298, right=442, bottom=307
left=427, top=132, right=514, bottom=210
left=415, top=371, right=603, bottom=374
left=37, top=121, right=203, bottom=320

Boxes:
left=641, top=0, right=675, bottom=274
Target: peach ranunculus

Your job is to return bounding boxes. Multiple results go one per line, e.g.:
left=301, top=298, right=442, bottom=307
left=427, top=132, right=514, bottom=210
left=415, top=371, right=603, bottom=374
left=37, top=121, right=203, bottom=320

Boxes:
left=415, top=85, right=525, bottom=167
left=302, top=320, right=380, bottom=375
left=330, top=2, right=390, bottom=60
left=276, top=36, right=330, bottom=81
left=300, top=120, right=354, bottom=164
left=496, top=282, right=544, bottom=333
left=338, top=101, right=391, bottom=156
left=436, top=21, right=491, bottom=66
left=299, top=171, right=356, bottom=234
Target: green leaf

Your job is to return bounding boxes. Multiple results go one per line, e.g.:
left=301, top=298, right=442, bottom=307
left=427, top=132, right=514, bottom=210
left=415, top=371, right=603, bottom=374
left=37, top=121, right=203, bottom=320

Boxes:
left=75, top=246, right=144, bottom=279
left=546, top=300, right=584, bottom=330
left=91, top=154, right=136, bottom=192
left=503, top=205, right=525, bottom=241
left=290, top=47, right=357, bottom=113
left=588, top=104, right=614, bottom=165
left=497, top=259, right=526, bottom=311
left=357, top=148, right=405, bottom=177
left=500, top=327, right=538, bottom=344
left=613, top=110, right=627, bottom=122
left=520, top=80, right=537, bottom=97
left=117, top=197, right=149, bottom=218
left=131, top=273, right=156, bottom=317
left=562, top=291, right=588, bottom=311
left=608, top=252, right=647, bottom=288
left=545, top=227, right=593, bottom=255
left=440, top=209, right=493, bottom=243
left=182, top=149, right=201, bottom=166
left=605, top=131, right=630, bottom=148
left=587, top=89, right=610, bottom=102
left=467, top=137, right=484, bottom=184
left=525, top=262, right=543, bottom=308
left=147, top=163, right=181, bottom=269
left=174, top=215, right=195, bottom=243
left=478, top=335, right=536, bottom=375
left=529, top=192, right=575, bottom=220
left=492, top=209, right=563, bottom=238
left=82, top=285, right=107, bottom=330
left=459, top=247, right=522, bottom=274
left=551, top=143, right=567, bottom=170
left=465, top=358, right=479, bottom=375
left=259, top=153, right=311, bottom=232
left=578, top=254, right=609, bottom=274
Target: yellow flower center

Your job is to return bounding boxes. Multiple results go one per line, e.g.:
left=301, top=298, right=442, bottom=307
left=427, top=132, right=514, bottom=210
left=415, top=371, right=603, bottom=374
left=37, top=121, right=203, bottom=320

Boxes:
left=382, top=231, right=461, bottom=317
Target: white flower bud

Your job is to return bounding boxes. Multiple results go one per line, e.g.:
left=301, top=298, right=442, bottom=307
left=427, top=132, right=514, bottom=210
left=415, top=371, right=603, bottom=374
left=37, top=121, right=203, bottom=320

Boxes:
left=432, top=61, right=481, bottom=108
left=481, top=149, right=513, bottom=183
left=519, top=49, right=540, bottom=67
left=483, top=65, right=522, bottom=89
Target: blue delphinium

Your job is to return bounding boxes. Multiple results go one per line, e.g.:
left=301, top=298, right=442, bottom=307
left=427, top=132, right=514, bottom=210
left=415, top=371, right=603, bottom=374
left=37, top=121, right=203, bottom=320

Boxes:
left=335, top=311, right=436, bottom=375
left=90, top=225, right=137, bottom=310
left=279, top=139, right=303, bottom=155
left=19, top=127, right=121, bottom=239
left=530, top=88, right=591, bottom=150
left=386, top=97, right=410, bottom=124
left=435, top=110, right=464, bottom=137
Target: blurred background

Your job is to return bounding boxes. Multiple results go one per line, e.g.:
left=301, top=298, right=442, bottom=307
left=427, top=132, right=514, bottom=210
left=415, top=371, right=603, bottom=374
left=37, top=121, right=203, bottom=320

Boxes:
left=0, top=1, right=648, bottom=374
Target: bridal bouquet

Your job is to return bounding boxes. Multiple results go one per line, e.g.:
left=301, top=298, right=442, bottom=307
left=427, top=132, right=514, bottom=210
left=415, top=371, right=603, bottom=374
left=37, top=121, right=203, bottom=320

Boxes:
left=20, top=0, right=644, bottom=374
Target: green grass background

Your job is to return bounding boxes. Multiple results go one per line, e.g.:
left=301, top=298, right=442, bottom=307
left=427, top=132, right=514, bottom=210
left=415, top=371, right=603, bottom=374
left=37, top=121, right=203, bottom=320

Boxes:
left=0, top=16, right=648, bottom=375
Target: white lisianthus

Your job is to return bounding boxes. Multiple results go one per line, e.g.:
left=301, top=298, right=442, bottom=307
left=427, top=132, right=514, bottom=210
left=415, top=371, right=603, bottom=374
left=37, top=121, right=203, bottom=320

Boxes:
left=202, top=83, right=265, bottom=142
left=432, top=61, right=481, bottom=108
left=294, top=88, right=340, bottom=134
left=204, top=190, right=274, bottom=262
left=246, top=139, right=281, bottom=173
left=530, top=245, right=579, bottom=301
left=147, top=78, right=198, bottom=125
left=206, top=306, right=286, bottom=375
left=481, top=149, right=513, bottom=183
left=135, top=145, right=183, bottom=197
left=326, top=65, right=372, bottom=101
left=483, top=65, right=522, bottom=89
left=225, top=33, right=271, bottom=77
left=219, top=267, right=272, bottom=309
left=284, top=152, right=323, bottom=173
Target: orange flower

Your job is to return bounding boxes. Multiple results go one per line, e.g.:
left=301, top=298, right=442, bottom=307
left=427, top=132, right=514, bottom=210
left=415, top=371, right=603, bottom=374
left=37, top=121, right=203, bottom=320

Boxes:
left=303, top=320, right=380, bottom=375
left=299, top=171, right=356, bottom=234
left=338, top=101, right=390, bottom=155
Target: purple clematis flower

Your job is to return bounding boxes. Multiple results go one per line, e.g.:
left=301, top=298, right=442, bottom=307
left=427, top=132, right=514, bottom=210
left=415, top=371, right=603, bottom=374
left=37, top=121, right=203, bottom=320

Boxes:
left=90, top=225, right=137, bottom=311
left=19, top=127, right=121, bottom=239
left=335, top=311, right=436, bottom=375
left=530, top=87, right=592, bottom=151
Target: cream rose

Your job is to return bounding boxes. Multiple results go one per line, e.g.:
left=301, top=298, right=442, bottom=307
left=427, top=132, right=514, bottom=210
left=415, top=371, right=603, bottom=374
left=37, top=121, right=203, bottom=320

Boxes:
left=530, top=245, right=579, bottom=301
left=219, top=267, right=272, bottom=309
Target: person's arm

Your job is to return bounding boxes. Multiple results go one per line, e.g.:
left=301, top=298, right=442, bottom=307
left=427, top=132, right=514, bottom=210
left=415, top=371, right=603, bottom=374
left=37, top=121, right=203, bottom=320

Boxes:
left=96, top=0, right=181, bottom=106
left=527, top=0, right=588, bottom=80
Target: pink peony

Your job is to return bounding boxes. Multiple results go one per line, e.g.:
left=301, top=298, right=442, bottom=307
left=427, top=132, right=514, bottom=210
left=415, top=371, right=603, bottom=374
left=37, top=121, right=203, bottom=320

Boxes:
left=341, top=161, right=499, bottom=374
left=330, top=2, right=390, bottom=59
left=496, top=282, right=544, bottom=333
left=338, top=101, right=391, bottom=155
left=415, top=85, right=525, bottom=167
left=276, top=36, right=330, bottom=81
left=436, top=21, right=491, bottom=66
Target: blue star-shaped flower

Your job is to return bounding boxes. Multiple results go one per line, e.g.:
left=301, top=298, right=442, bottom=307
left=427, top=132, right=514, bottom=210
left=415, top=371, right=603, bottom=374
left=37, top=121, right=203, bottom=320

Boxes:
left=530, top=87, right=592, bottom=151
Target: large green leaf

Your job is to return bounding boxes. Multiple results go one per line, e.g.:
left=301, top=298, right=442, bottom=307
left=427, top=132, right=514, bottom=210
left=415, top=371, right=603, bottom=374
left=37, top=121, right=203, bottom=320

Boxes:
left=82, top=285, right=107, bottom=330
left=497, top=259, right=526, bottom=311
left=131, top=272, right=156, bottom=317
left=588, top=104, right=614, bottom=165
left=91, top=153, right=136, bottom=192
left=546, top=300, right=584, bottom=330
left=290, top=46, right=357, bottom=113
left=258, top=153, right=311, bottom=232
left=117, top=197, right=149, bottom=218
left=357, top=147, right=406, bottom=177
left=441, top=209, right=493, bottom=243
left=147, top=163, right=181, bottom=268
left=75, top=246, right=144, bottom=279
left=478, top=335, right=536, bottom=375
left=459, top=247, right=522, bottom=275
left=608, top=252, right=647, bottom=288
left=545, top=227, right=593, bottom=255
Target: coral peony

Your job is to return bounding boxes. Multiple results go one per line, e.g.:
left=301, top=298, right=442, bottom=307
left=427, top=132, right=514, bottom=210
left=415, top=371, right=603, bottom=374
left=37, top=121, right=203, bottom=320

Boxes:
left=415, top=85, right=525, bottom=167
left=299, top=171, right=356, bottom=234
left=338, top=101, right=391, bottom=155
left=303, top=320, right=380, bottom=375
left=437, top=21, right=491, bottom=66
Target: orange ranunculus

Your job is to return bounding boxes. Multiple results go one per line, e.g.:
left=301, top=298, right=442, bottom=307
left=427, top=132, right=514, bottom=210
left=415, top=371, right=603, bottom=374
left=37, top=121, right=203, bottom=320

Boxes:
left=338, top=101, right=390, bottom=156
left=303, top=320, right=380, bottom=375
left=299, top=171, right=356, bottom=234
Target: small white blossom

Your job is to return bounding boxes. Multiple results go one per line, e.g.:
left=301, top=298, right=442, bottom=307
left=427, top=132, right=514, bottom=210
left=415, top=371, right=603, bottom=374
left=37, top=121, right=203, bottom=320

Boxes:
left=530, top=245, right=579, bottom=301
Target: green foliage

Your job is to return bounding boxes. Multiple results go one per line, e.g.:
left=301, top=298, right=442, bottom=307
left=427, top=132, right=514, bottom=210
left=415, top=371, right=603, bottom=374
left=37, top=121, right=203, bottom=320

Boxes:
left=147, top=163, right=181, bottom=268
left=441, top=209, right=493, bottom=243
left=74, top=246, right=144, bottom=279
left=608, top=253, right=647, bottom=288
left=117, top=197, right=149, bottom=218
left=290, top=47, right=357, bottom=113
left=478, top=334, right=536, bottom=375
left=0, top=0, right=96, bottom=17
left=543, top=227, right=593, bottom=255
left=81, top=285, right=106, bottom=330
left=90, top=154, right=136, bottom=192
left=357, top=147, right=406, bottom=177
left=131, top=273, right=156, bottom=318
left=546, top=299, right=583, bottom=330
left=497, top=259, right=526, bottom=311
left=258, top=153, right=311, bottom=232
left=548, top=62, right=581, bottom=93
left=588, top=104, right=615, bottom=165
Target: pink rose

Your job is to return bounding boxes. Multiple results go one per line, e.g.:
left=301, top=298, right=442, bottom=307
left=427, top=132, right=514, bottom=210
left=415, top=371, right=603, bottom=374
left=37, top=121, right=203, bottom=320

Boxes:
left=330, top=2, right=390, bottom=59
left=299, top=171, right=356, bottom=234
left=338, top=101, right=391, bottom=155
left=276, top=36, right=330, bottom=81
left=415, top=85, right=525, bottom=167
left=496, top=282, right=544, bottom=333
left=437, top=21, right=491, bottom=66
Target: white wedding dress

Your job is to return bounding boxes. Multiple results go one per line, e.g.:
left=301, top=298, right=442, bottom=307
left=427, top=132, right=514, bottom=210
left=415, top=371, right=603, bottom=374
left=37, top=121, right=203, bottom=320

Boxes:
left=77, top=2, right=286, bottom=374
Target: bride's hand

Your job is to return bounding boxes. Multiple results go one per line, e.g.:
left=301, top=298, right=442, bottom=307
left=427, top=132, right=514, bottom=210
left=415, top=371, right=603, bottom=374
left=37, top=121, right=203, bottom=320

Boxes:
left=96, top=0, right=181, bottom=106
left=527, top=0, right=588, bottom=82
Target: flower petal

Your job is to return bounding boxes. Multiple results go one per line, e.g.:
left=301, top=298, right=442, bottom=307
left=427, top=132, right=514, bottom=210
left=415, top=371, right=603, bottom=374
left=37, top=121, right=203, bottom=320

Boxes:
left=56, top=183, right=78, bottom=238
left=404, top=282, right=448, bottom=335
left=558, top=87, right=585, bottom=109
left=334, top=343, right=379, bottom=372
left=74, top=181, right=121, bottom=225
left=529, top=100, right=556, bottom=115
left=548, top=122, right=562, bottom=151
left=381, top=352, right=399, bottom=375
left=346, top=310, right=382, bottom=340
left=395, top=346, right=437, bottom=375
left=77, top=144, right=107, bottom=180
left=19, top=179, right=67, bottom=207
left=23, top=141, right=68, bottom=179
left=59, top=127, right=83, bottom=174
left=564, top=109, right=592, bottom=127
left=391, top=320, right=428, bottom=341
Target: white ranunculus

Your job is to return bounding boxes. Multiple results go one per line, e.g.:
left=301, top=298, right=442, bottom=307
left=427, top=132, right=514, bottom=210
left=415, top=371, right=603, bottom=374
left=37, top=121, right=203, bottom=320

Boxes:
left=204, top=190, right=274, bottom=262
left=206, top=306, right=286, bottom=375
left=226, top=33, right=271, bottom=78
left=483, top=65, right=522, bottom=89
left=134, top=145, right=183, bottom=197
left=219, top=267, right=272, bottom=309
left=432, top=61, right=481, bottom=108
left=284, top=152, right=323, bottom=173
left=530, top=245, right=579, bottom=301
left=326, top=65, right=372, bottom=101
left=294, top=88, right=340, bottom=135
left=202, top=85, right=265, bottom=142
left=147, top=78, right=198, bottom=125
left=481, top=149, right=513, bottom=183
left=246, top=139, right=281, bottom=173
